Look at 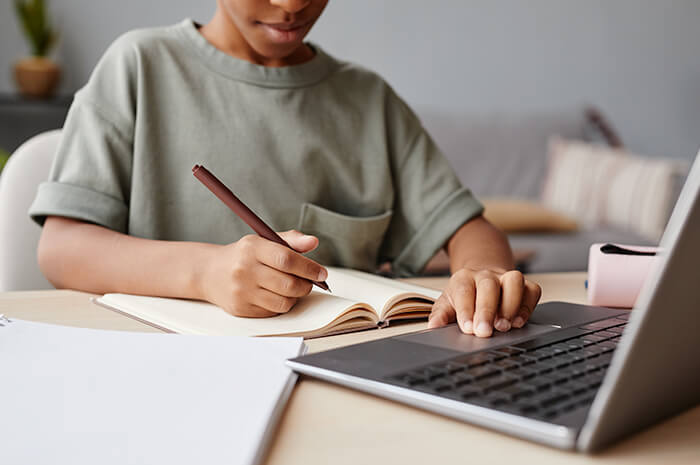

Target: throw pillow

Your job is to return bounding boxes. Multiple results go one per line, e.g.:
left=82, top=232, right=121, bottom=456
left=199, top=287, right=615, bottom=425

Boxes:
left=481, top=198, right=578, bottom=233
left=541, top=138, right=687, bottom=241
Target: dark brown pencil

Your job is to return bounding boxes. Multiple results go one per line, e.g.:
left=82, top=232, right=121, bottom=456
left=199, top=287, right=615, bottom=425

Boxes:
left=192, top=164, right=330, bottom=292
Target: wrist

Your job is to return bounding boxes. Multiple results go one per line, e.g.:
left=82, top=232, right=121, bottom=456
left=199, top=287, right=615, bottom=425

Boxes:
left=188, top=242, right=221, bottom=301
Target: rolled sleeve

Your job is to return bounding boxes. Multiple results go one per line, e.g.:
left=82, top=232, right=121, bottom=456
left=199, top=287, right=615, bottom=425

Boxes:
left=380, top=88, right=484, bottom=276
left=392, top=187, right=483, bottom=277
left=27, top=92, right=133, bottom=232
left=29, top=182, right=128, bottom=232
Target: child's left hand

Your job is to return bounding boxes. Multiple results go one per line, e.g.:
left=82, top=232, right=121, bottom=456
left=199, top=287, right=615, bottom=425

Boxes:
left=428, top=266, right=542, bottom=337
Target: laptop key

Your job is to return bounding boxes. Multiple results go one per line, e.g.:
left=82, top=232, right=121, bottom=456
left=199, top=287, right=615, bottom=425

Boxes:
left=513, top=401, right=541, bottom=416
left=468, top=365, right=501, bottom=380
left=531, top=347, right=558, bottom=360
left=453, top=371, right=475, bottom=386
left=429, top=380, right=455, bottom=393
left=494, top=384, right=535, bottom=401
left=564, top=380, right=590, bottom=396
left=494, top=346, right=526, bottom=356
left=493, top=359, right=520, bottom=371
left=445, top=361, right=466, bottom=374
left=532, top=389, right=571, bottom=408
left=510, top=354, right=537, bottom=366
left=512, top=327, right=588, bottom=352
left=508, top=366, right=537, bottom=380
left=486, top=351, right=508, bottom=361
left=582, top=333, right=607, bottom=344
left=417, top=367, right=446, bottom=381
left=533, top=359, right=559, bottom=374
left=391, top=374, right=426, bottom=386
left=523, top=375, right=558, bottom=392
left=451, top=352, right=495, bottom=368
left=471, top=374, right=518, bottom=393
left=549, top=343, right=573, bottom=355
left=565, top=338, right=587, bottom=348
left=607, top=326, right=625, bottom=335
left=583, top=346, right=606, bottom=358
left=579, top=319, right=620, bottom=331
left=458, top=386, right=481, bottom=400
left=597, top=341, right=618, bottom=354
left=595, top=330, right=619, bottom=340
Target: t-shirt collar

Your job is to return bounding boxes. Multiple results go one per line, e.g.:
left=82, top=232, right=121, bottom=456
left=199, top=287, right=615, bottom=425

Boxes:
left=176, top=18, right=338, bottom=88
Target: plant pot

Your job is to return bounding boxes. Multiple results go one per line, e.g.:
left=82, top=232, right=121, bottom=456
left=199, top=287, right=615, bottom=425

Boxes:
left=13, top=57, right=61, bottom=99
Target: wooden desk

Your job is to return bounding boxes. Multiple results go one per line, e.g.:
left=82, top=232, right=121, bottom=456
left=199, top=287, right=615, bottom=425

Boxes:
left=1, top=273, right=699, bottom=464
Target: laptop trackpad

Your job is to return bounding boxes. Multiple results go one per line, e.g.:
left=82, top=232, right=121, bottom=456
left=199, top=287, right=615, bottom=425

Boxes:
left=396, top=323, right=558, bottom=353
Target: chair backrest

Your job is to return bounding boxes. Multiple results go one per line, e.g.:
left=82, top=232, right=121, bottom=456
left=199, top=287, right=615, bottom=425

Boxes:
left=0, top=130, right=61, bottom=291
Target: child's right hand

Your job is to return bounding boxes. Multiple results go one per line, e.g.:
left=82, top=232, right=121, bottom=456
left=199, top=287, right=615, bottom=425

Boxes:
left=198, top=230, right=327, bottom=318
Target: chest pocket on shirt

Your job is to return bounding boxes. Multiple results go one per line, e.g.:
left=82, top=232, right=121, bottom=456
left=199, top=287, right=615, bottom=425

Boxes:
left=297, top=203, right=393, bottom=271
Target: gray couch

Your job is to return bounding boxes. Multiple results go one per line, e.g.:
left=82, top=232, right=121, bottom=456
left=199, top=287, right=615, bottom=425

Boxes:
left=416, top=107, right=655, bottom=272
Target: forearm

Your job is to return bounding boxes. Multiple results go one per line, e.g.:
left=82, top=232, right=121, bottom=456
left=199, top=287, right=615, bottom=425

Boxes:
left=446, top=216, right=514, bottom=272
left=38, top=217, right=217, bottom=298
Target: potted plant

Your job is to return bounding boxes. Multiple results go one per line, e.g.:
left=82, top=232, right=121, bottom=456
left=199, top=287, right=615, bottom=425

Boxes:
left=0, top=148, right=10, bottom=174
left=13, top=0, right=60, bottom=99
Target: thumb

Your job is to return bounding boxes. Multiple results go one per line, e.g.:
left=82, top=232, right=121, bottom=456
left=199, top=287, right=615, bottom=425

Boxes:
left=278, top=230, right=319, bottom=253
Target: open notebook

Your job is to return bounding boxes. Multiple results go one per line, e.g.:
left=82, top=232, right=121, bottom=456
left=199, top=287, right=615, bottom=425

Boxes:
left=0, top=316, right=304, bottom=465
left=96, top=267, right=442, bottom=338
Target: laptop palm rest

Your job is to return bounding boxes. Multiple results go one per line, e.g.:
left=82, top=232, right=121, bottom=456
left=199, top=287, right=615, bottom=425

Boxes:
left=396, top=322, right=557, bottom=352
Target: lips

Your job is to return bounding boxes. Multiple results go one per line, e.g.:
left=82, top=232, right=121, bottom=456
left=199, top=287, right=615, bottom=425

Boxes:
left=264, top=20, right=308, bottom=31
left=257, top=19, right=312, bottom=43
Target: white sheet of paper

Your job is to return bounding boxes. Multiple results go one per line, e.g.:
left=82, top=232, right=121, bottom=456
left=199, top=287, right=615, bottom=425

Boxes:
left=0, top=318, right=303, bottom=465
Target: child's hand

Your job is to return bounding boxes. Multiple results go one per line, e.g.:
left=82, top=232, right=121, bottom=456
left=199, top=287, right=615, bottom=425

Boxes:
left=199, top=230, right=327, bottom=318
left=428, top=267, right=542, bottom=337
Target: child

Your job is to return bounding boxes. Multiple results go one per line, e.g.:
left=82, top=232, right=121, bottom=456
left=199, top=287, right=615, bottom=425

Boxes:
left=30, top=0, right=541, bottom=338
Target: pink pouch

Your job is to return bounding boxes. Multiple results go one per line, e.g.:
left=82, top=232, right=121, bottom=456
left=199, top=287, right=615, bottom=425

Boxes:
left=587, top=243, right=661, bottom=308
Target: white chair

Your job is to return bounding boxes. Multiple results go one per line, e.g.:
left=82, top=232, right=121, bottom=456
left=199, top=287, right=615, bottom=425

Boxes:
left=0, top=130, right=61, bottom=291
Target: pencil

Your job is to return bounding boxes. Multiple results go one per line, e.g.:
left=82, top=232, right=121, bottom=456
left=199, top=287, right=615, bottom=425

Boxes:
left=192, top=164, right=331, bottom=292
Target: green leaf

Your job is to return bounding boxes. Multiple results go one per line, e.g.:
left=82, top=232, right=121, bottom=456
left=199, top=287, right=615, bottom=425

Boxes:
left=14, top=0, right=56, bottom=57
left=0, top=148, right=10, bottom=174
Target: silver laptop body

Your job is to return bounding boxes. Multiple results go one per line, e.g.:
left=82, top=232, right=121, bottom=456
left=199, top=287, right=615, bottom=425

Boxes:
left=287, top=151, right=700, bottom=452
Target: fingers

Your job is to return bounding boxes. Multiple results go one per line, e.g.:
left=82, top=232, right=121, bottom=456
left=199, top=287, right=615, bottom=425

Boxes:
left=224, top=303, right=277, bottom=318
left=278, top=229, right=319, bottom=254
left=473, top=276, right=500, bottom=337
left=427, top=294, right=455, bottom=329
left=446, top=274, right=477, bottom=333
left=253, top=288, right=299, bottom=314
left=495, top=271, right=525, bottom=332
left=442, top=269, right=540, bottom=337
left=255, top=264, right=313, bottom=298
left=251, top=235, right=328, bottom=283
left=512, top=279, right=542, bottom=328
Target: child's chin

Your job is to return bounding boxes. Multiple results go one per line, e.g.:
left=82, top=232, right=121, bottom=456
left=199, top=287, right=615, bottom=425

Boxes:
left=254, top=41, right=306, bottom=62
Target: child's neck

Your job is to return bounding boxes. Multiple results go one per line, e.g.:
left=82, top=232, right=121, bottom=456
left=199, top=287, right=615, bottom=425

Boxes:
left=199, top=13, right=314, bottom=67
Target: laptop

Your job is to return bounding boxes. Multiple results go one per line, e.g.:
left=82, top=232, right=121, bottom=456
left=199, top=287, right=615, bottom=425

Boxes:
left=287, top=151, right=700, bottom=452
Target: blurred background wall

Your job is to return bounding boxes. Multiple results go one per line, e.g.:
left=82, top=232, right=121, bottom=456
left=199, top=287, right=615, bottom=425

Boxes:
left=0, top=0, right=698, bottom=159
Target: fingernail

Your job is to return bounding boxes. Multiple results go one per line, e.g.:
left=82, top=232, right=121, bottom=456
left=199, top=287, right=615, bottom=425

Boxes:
left=317, top=268, right=328, bottom=281
left=495, top=318, right=511, bottom=332
left=476, top=321, right=492, bottom=337
left=512, top=316, right=525, bottom=328
left=462, top=320, right=473, bottom=334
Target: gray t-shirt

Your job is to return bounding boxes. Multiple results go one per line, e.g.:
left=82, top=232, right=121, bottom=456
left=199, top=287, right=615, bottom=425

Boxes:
left=29, top=19, right=483, bottom=277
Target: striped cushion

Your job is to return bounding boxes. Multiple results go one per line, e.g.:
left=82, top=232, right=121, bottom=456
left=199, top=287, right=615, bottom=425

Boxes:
left=541, top=138, right=685, bottom=241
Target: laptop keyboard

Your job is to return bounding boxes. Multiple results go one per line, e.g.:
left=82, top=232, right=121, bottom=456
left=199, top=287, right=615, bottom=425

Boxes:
left=387, top=314, right=629, bottom=421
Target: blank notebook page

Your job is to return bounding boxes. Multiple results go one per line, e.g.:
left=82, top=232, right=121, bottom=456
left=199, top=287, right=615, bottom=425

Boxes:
left=0, top=318, right=304, bottom=465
